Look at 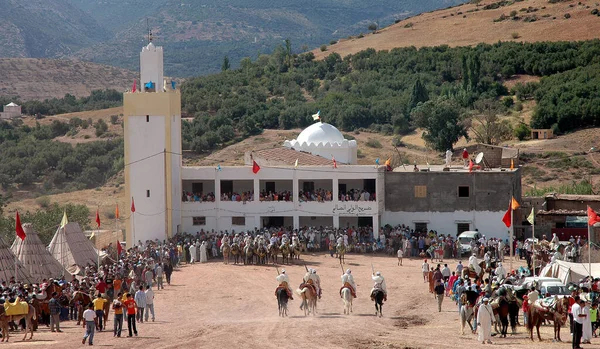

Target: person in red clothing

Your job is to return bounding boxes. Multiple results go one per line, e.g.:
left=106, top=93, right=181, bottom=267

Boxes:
left=462, top=148, right=469, bottom=167
left=123, top=294, right=138, bottom=337
left=96, top=278, right=107, bottom=295
left=522, top=295, right=529, bottom=327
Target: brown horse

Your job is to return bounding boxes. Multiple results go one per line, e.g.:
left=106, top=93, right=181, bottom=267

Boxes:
left=222, top=242, right=231, bottom=264
left=268, top=244, right=279, bottom=264
left=72, top=291, right=93, bottom=325
left=231, top=243, right=242, bottom=264
left=280, top=244, right=291, bottom=265
left=527, top=296, right=569, bottom=342
left=0, top=302, right=36, bottom=342
left=462, top=261, right=486, bottom=280
left=291, top=243, right=301, bottom=261
left=296, top=285, right=317, bottom=316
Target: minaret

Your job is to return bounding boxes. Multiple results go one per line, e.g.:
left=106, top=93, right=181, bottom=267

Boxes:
left=123, top=41, right=181, bottom=248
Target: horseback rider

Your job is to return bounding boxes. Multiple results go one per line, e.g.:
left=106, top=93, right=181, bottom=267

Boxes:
left=468, top=253, right=482, bottom=275
left=269, top=233, right=278, bottom=248
left=311, top=269, right=322, bottom=299
left=233, top=233, right=242, bottom=245
left=292, top=234, right=299, bottom=246
left=280, top=234, right=290, bottom=249
left=340, top=269, right=357, bottom=298
left=220, top=233, right=229, bottom=249
left=494, top=262, right=506, bottom=280
left=371, top=271, right=387, bottom=301
left=336, top=235, right=344, bottom=249
left=276, top=269, right=293, bottom=300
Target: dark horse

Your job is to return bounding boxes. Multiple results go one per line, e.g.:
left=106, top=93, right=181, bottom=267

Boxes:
left=277, top=288, right=289, bottom=317
left=373, top=289, right=384, bottom=317
left=527, top=296, right=569, bottom=342
left=231, top=243, right=242, bottom=264
left=495, top=297, right=510, bottom=337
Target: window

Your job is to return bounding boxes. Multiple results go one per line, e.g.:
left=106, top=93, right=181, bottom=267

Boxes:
left=302, top=181, right=315, bottom=193
left=146, top=115, right=149, bottom=122
left=146, top=190, right=150, bottom=197
left=192, top=182, right=203, bottom=193
left=265, top=181, right=275, bottom=193
left=221, top=180, right=233, bottom=194
left=457, top=223, right=470, bottom=235
left=232, top=217, right=245, bottom=226
left=458, top=186, right=470, bottom=198
left=192, top=217, right=206, bottom=226
left=415, top=223, right=428, bottom=233
left=414, top=185, right=427, bottom=198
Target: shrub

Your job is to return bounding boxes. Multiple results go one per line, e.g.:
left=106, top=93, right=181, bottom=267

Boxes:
left=502, top=96, right=514, bottom=108
left=511, top=32, right=520, bottom=39
left=515, top=101, right=523, bottom=111
left=514, top=123, right=531, bottom=140
left=357, top=33, right=364, bottom=38
left=404, top=22, right=414, bottom=28
left=36, top=196, right=51, bottom=208
left=110, top=115, right=119, bottom=124
left=330, top=40, right=337, bottom=45
left=94, top=119, right=108, bottom=137
left=510, top=10, right=518, bottom=17
left=592, top=9, right=599, bottom=15
left=366, top=138, right=383, bottom=148
left=368, top=23, right=378, bottom=31
left=392, top=136, right=404, bottom=147
left=564, top=13, right=571, bottom=19
left=320, top=45, right=327, bottom=52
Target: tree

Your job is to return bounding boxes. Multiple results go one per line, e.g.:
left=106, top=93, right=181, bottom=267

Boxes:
left=368, top=23, right=378, bottom=31
left=409, top=78, right=429, bottom=112
left=514, top=123, right=531, bottom=141
left=468, top=99, right=513, bottom=145
left=221, top=56, right=230, bottom=71
left=411, top=97, right=469, bottom=151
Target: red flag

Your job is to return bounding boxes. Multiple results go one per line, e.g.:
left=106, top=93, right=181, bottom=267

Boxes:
left=502, top=201, right=512, bottom=228
left=95, top=209, right=101, bottom=228
left=117, top=240, right=123, bottom=256
left=131, top=197, right=136, bottom=213
left=252, top=160, right=260, bottom=174
left=132, top=79, right=137, bottom=93
left=332, top=156, right=337, bottom=169
left=588, top=206, right=600, bottom=226
left=15, top=211, right=26, bottom=241
left=115, top=204, right=120, bottom=219
left=468, top=159, right=474, bottom=173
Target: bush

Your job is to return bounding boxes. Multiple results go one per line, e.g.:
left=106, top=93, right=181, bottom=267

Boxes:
left=368, top=23, right=378, bottom=31
left=320, top=45, right=327, bottom=52
left=502, top=96, right=514, bottom=108
left=36, top=196, right=51, bottom=208
left=330, top=40, right=337, bottom=45
left=404, top=22, right=414, bottom=28
left=392, top=136, right=403, bottom=147
left=366, top=138, right=383, bottom=148
left=110, top=115, right=119, bottom=124
left=94, top=119, right=108, bottom=137
left=564, top=13, right=571, bottom=19
left=511, top=32, right=520, bottom=39
left=592, top=8, right=599, bottom=15
left=514, top=101, right=523, bottom=111
left=510, top=10, right=518, bottom=17
left=514, top=123, right=531, bottom=140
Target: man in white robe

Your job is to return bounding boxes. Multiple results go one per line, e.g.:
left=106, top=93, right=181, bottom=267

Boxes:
left=468, top=254, right=481, bottom=274
left=583, top=300, right=593, bottom=344
left=199, top=241, right=208, bottom=263
left=276, top=269, right=293, bottom=300
left=371, top=271, right=387, bottom=301
left=341, top=269, right=357, bottom=298
left=494, top=262, right=506, bottom=280
left=477, top=298, right=494, bottom=344
left=189, top=243, right=197, bottom=264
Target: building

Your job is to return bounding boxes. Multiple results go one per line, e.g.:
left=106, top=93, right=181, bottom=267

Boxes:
left=530, top=129, right=554, bottom=140
left=0, top=102, right=21, bottom=119
left=533, top=194, right=600, bottom=241
left=123, top=43, right=522, bottom=247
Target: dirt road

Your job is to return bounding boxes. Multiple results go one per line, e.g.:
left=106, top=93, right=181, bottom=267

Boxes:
left=8, top=253, right=598, bottom=348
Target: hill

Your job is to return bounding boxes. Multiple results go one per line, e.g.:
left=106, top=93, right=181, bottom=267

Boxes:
left=313, top=0, right=600, bottom=59
left=0, top=59, right=135, bottom=100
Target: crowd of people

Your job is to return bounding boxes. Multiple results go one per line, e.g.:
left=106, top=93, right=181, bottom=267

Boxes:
left=298, top=189, right=333, bottom=202
left=181, top=191, right=215, bottom=202
left=259, top=190, right=292, bottom=202
left=220, top=191, right=254, bottom=202
left=338, top=189, right=375, bottom=202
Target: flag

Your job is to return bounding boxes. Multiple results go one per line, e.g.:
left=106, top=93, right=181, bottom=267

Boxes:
left=60, top=210, right=69, bottom=229
left=588, top=206, right=600, bottom=226
left=294, top=159, right=298, bottom=169
left=131, top=197, right=136, bottom=213
left=527, top=207, right=535, bottom=225
left=511, top=196, right=520, bottom=210
left=216, top=164, right=222, bottom=171
left=95, top=209, right=101, bottom=228
left=468, top=159, right=474, bottom=173
left=115, top=205, right=120, bottom=219
left=332, top=156, right=337, bottom=169
left=312, top=110, right=321, bottom=121
left=171, top=80, right=176, bottom=90
left=117, top=240, right=123, bottom=256
left=15, top=211, right=26, bottom=241
left=252, top=160, right=260, bottom=174
left=132, top=79, right=137, bottom=93
left=510, top=158, right=515, bottom=170
left=385, top=158, right=391, bottom=167
left=502, top=201, right=512, bottom=228
left=375, top=158, right=380, bottom=165
left=89, top=232, right=95, bottom=240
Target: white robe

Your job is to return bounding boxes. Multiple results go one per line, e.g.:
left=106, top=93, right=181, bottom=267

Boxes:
left=199, top=243, right=208, bottom=263
left=468, top=255, right=481, bottom=274
left=494, top=266, right=506, bottom=279
left=341, top=273, right=356, bottom=292
left=189, top=244, right=197, bottom=263
left=371, top=275, right=387, bottom=295
left=477, top=303, right=494, bottom=342
left=583, top=305, right=593, bottom=341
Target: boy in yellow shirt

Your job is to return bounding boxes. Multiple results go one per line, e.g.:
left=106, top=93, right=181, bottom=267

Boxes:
left=92, top=294, right=106, bottom=331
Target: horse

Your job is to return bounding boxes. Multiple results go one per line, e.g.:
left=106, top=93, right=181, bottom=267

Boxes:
left=244, top=243, right=254, bottom=265
left=231, top=243, right=242, bottom=264
left=337, top=244, right=346, bottom=264
left=291, top=243, right=301, bottom=261
left=527, top=296, right=569, bottom=342
left=268, top=244, right=279, bottom=264
left=462, top=261, right=486, bottom=280
left=72, top=291, right=93, bottom=325
left=222, top=242, right=231, bottom=264
left=277, top=288, right=289, bottom=317
left=460, top=291, right=479, bottom=334
left=372, top=289, right=384, bottom=317
left=495, top=297, right=510, bottom=337
left=296, top=285, right=317, bottom=316
left=280, top=244, right=291, bottom=265
left=341, top=286, right=353, bottom=315
left=0, top=302, right=36, bottom=342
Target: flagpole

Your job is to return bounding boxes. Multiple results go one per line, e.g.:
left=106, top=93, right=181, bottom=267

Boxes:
left=532, top=217, right=535, bottom=276
left=589, top=223, right=592, bottom=280
left=510, top=206, right=514, bottom=273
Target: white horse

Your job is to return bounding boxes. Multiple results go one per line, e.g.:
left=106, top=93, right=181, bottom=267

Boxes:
left=460, top=304, right=474, bottom=335
left=341, top=287, right=353, bottom=315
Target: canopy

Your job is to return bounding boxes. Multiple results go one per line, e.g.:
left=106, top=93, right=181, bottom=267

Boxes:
left=48, top=222, right=98, bottom=274
left=539, top=260, right=600, bottom=284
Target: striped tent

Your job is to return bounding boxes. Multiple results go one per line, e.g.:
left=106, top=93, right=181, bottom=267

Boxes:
left=11, top=223, right=69, bottom=280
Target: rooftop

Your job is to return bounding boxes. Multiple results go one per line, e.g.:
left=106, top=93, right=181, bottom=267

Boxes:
left=251, top=147, right=333, bottom=166
left=294, top=122, right=345, bottom=145
left=391, top=164, right=518, bottom=173
left=544, top=194, right=600, bottom=202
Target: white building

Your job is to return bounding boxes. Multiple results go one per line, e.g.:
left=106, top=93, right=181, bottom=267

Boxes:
left=0, top=102, right=21, bottom=119
left=284, top=122, right=358, bottom=164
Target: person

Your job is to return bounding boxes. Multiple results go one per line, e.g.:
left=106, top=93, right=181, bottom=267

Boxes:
left=462, top=148, right=469, bottom=167
left=144, top=267, right=154, bottom=289
left=422, top=259, right=429, bottom=282
left=82, top=303, right=96, bottom=345
left=441, top=263, right=451, bottom=282
left=527, top=286, right=539, bottom=306
left=164, top=261, right=173, bottom=285
left=341, top=269, right=357, bottom=298
left=468, top=254, right=481, bottom=275
left=371, top=271, right=387, bottom=302
left=155, top=263, right=164, bottom=290
left=145, top=287, right=155, bottom=322
left=434, top=279, right=445, bottom=312
left=276, top=269, right=293, bottom=300
left=200, top=241, right=208, bottom=263
left=49, top=291, right=62, bottom=332
left=583, top=300, right=593, bottom=344
left=477, top=297, right=494, bottom=344
left=112, top=292, right=124, bottom=337
left=522, top=295, right=529, bottom=327
left=456, top=261, right=464, bottom=276
left=591, top=302, right=598, bottom=338
left=189, top=242, right=197, bottom=263
left=397, top=248, right=403, bottom=266
left=573, top=297, right=585, bottom=349
left=135, top=285, right=147, bottom=323
left=445, top=149, right=452, bottom=167
left=123, top=293, right=138, bottom=337
left=311, top=269, right=322, bottom=299
left=495, top=262, right=507, bottom=280
left=92, top=294, right=106, bottom=331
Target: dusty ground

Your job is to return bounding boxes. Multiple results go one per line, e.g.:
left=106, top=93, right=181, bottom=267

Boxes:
left=8, top=253, right=597, bottom=349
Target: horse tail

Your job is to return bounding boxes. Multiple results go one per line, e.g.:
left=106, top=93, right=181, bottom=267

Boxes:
left=296, top=288, right=306, bottom=295
left=526, top=307, right=534, bottom=331
left=31, top=305, right=36, bottom=321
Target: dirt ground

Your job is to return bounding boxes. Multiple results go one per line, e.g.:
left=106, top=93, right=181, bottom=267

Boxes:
left=7, top=253, right=599, bottom=348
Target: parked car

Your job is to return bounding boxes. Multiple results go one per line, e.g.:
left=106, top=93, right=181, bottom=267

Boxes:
left=539, top=281, right=570, bottom=298
left=458, top=231, right=481, bottom=256
left=516, top=276, right=562, bottom=292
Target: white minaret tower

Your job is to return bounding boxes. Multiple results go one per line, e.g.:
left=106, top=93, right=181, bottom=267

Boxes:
left=123, top=40, right=181, bottom=247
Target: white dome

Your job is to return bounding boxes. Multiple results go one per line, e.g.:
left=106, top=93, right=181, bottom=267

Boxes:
left=296, top=122, right=345, bottom=145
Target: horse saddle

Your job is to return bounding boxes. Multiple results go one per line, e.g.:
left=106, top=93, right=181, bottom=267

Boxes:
left=275, top=286, right=293, bottom=299
left=534, top=297, right=556, bottom=311
left=300, top=283, right=316, bottom=295
left=4, top=301, right=28, bottom=316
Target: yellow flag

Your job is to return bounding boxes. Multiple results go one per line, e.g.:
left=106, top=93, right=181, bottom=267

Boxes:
left=385, top=158, right=391, bottom=167
left=89, top=232, right=95, bottom=240
left=294, top=159, right=298, bottom=168
left=511, top=197, right=520, bottom=210
left=527, top=207, right=535, bottom=225
left=60, top=211, right=69, bottom=229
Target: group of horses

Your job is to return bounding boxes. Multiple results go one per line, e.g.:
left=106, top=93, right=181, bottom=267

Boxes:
left=221, top=240, right=304, bottom=265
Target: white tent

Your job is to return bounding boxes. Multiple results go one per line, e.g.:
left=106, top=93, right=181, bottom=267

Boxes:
left=539, top=260, right=600, bottom=284
left=48, top=222, right=98, bottom=274
left=0, top=235, right=34, bottom=283
left=11, top=223, right=70, bottom=280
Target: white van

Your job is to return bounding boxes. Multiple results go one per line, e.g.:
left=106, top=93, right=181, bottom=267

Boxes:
left=517, top=276, right=562, bottom=291
left=539, top=281, right=570, bottom=297
left=458, top=231, right=481, bottom=256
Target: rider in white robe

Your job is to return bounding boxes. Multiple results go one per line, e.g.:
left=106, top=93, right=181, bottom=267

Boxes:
left=341, top=269, right=357, bottom=298
left=494, top=263, right=506, bottom=280
left=276, top=269, right=293, bottom=299
left=468, top=254, right=482, bottom=274
left=189, top=243, right=197, bottom=264
left=311, top=269, right=322, bottom=299
left=269, top=234, right=278, bottom=248
left=220, top=234, right=229, bottom=251
left=199, top=242, right=208, bottom=263
left=371, top=272, right=387, bottom=301
left=477, top=298, right=494, bottom=344
left=549, top=233, right=559, bottom=251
